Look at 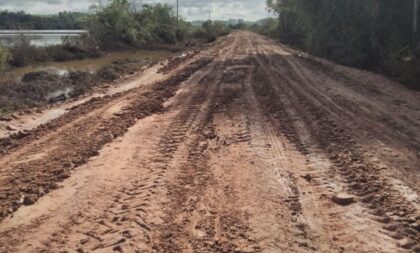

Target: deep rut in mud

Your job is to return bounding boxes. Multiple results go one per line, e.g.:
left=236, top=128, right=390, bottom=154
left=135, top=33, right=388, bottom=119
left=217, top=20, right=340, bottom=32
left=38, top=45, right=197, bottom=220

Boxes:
left=0, top=32, right=419, bottom=253
left=0, top=57, right=212, bottom=221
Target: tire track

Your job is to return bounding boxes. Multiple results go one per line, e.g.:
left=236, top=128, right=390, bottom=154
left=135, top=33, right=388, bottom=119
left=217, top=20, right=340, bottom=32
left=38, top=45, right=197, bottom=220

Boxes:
left=151, top=37, right=240, bottom=253
left=0, top=56, right=212, bottom=223
left=250, top=34, right=419, bottom=251
left=0, top=31, right=418, bottom=253
left=28, top=57, right=219, bottom=253
left=241, top=58, right=317, bottom=252
left=27, top=37, right=238, bottom=253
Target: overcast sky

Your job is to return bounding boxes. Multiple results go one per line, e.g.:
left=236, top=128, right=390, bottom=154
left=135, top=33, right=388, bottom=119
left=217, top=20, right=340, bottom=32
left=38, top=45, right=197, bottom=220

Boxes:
left=0, top=0, right=273, bottom=21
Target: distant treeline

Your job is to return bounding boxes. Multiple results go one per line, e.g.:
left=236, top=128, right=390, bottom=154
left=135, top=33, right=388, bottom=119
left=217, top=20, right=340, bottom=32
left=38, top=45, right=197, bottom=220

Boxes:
left=0, top=11, right=88, bottom=30
left=261, top=0, right=420, bottom=90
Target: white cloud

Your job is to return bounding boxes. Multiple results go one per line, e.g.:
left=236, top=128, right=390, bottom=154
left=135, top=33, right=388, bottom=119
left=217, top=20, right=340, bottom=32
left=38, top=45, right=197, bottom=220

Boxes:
left=0, top=0, right=271, bottom=21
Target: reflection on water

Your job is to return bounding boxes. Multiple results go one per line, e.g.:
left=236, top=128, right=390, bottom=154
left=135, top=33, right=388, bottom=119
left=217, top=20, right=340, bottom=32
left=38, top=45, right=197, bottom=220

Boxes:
left=0, top=34, right=82, bottom=47
left=0, top=30, right=87, bottom=47
left=0, top=50, right=171, bottom=82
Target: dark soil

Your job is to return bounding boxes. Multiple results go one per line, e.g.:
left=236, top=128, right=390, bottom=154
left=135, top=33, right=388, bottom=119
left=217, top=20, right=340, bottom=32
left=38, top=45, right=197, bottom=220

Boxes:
left=95, top=59, right=144, bottom=81
left=0, top=59, right=148, bottom=115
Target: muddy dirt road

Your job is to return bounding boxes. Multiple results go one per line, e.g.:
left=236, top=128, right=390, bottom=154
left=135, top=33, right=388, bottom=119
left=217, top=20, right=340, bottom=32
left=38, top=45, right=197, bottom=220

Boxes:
left=0, top=32, right=419, bottom=253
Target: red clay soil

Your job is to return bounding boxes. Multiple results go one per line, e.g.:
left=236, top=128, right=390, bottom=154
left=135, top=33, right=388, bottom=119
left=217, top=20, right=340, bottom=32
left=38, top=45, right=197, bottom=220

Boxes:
left=0, top=32, right=418, bottom=253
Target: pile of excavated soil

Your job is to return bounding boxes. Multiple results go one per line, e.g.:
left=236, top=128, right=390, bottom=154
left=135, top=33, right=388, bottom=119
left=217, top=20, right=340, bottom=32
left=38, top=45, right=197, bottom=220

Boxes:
left=0, top=60, right=149, bottom=115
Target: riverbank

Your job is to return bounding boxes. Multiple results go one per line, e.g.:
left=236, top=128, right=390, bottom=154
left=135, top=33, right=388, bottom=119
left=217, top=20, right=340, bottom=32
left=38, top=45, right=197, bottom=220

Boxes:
left=0, top=46, right=199, bottom=140
left=0, top=26, right=224, bottom=116
left=0, top=60, right=135, bottom=115
left=0, top=49, right=171, bottom=82
left=0, top=48, right=196, bottom=116
left=0, top=36, right=209, bottom=81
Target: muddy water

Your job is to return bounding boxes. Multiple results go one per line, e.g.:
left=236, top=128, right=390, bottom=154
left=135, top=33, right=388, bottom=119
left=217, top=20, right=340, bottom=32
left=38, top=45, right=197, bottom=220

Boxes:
left=0, top=50, right=171, bottom=82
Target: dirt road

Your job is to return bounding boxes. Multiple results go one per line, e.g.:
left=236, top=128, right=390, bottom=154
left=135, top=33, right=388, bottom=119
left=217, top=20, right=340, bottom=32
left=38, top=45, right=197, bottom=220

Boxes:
left=0, top=32, right=419, bottom=253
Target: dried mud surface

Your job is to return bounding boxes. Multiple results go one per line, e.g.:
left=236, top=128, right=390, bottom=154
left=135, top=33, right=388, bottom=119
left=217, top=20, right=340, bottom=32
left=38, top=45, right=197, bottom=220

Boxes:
left=0, top=32, right=419, bottom=253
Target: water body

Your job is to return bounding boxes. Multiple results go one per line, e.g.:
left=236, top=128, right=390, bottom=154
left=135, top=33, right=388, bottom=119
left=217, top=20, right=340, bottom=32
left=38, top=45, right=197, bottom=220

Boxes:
left=0, top=50, right=172, bottom=82
left=0, top=30, right=87, bottom=47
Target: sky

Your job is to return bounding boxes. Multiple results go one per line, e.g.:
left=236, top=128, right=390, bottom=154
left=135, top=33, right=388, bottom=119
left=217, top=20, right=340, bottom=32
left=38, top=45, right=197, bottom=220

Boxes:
left=0, top=0, right=273, bottom=21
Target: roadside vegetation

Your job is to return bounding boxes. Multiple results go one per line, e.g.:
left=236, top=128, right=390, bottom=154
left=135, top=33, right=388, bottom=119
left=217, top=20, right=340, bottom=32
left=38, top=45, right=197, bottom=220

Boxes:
left=0, top=0, right=231, bottom=115
left=250, top=18, right=279, bottom=38
left=260, top=0, right=420, bottom=90
left=88, top=0, right=228, bottom=49
left=194, top=20, right=231, bottom=43
left=0, top=46, right=10, bottom=71
left=5, top=35, right=101, bottom=68
left=0, top=0, right=229, bottom=69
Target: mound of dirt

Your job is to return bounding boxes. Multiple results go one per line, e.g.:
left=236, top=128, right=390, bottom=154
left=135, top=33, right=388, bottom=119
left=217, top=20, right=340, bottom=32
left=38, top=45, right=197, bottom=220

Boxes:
left=0, top=72, right=71, bottom=109
left=96, top=60, right=144, bottom=82
left=0, top=59, right=148, bottom=115
left=21, top=71, right=57, bottom=83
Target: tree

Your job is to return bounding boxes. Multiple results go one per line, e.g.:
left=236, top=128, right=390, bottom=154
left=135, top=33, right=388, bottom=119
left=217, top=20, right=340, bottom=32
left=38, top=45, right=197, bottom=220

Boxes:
left=0, top=11, right=87, bottom=29
left=88, top=0, right=139, bottom=46
left=266, top=0, right=420, bottom=90
left=134, top=4, right=178, bottom=45
left=88, top=1, right=188, bottom=47
left=253, top=18, right=279, bottom=37
left=266, top=0, right=415, bottom=67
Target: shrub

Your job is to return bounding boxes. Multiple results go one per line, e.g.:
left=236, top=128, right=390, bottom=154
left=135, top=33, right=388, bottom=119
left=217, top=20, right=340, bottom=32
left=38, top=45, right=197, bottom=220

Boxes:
left=8, top=36, right=39, bottom=67
left=192, top=20, right=230, bottom=43
left=88, top=1, right=208, bottom=48
left=0, top=46, right=10, bottom=71
left=192, top=30, right=217, bottom=43
left=88, top=0, right=140, bottom=47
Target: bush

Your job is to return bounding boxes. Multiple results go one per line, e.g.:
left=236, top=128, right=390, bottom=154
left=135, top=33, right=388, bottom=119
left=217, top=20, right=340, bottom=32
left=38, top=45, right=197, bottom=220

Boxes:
left=192, top=20, right=230, bottom=43
left=88, top=1, right=216, bottom=48
left=8, top=36, right=39, bottom=67
left=0, top=46, right=10, bottom=71
left=62, top=34, right=100, bottom=56
left=88, top=0, right=141, bottom=47
left=192, top=30, right=217, bottom=43
left=5, top=34, right=101, bottom=67
left=252, top=18, right=279, bottom=38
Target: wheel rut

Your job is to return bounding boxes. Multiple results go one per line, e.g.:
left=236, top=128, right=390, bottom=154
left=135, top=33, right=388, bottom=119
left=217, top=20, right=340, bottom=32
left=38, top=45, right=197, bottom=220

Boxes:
left=250, top=35, right=419, bottom=252
left=0, top=32, right=418, bottom=253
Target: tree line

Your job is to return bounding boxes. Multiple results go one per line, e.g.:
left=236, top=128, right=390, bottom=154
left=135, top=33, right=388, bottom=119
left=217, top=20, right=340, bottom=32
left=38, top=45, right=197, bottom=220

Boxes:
left=0, top=11, right=87, bottom=30
left=264, top=0, right=420, bottom=90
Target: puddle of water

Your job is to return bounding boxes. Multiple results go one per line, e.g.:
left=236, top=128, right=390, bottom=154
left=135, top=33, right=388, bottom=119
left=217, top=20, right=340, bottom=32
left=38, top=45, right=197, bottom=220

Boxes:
left=0, top=50, right=171, bottom=82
